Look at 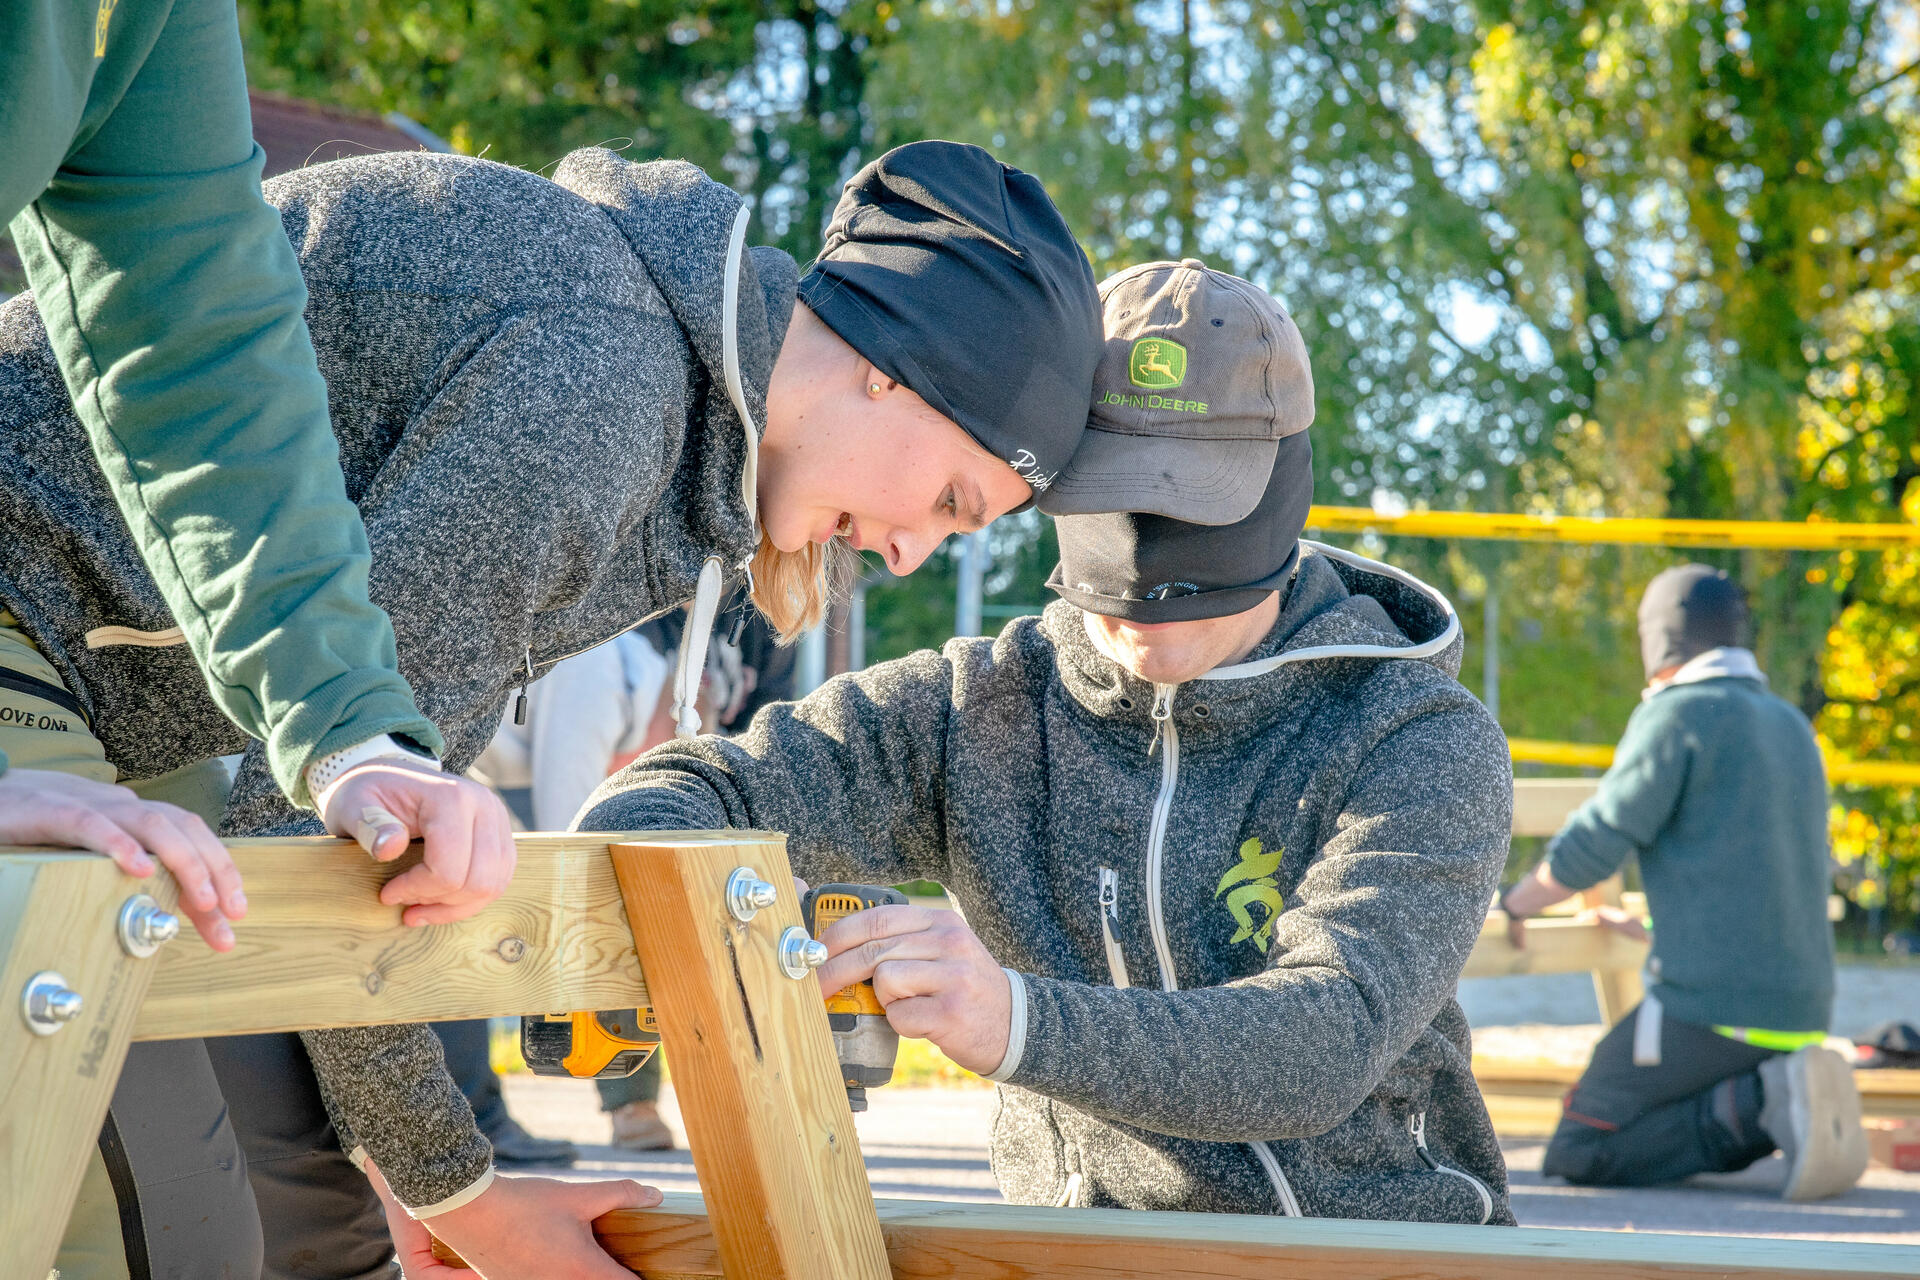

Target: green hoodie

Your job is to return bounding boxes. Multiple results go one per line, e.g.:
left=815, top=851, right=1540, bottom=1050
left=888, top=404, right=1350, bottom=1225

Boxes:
left=1, top=0, right=439, bottom=800
left=1547, top=652, right=1835, bottom=1034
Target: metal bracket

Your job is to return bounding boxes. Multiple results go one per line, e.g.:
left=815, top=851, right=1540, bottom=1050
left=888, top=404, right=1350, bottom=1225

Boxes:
left=21, top=971, right=82, bottom=1036
left=116, top=894, right=180, bottom=959
left=726, top=866, right=779, bottom=923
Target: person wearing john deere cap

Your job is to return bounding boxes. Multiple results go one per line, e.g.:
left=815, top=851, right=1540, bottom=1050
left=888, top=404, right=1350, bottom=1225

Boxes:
left=584, top=259, right=1518, bottom=1225
left=1501, top=565, right=1866, bottom=1201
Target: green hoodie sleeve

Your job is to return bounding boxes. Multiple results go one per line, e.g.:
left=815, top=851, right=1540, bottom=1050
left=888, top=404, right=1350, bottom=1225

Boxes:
left=1547, top=698, right=1692, bottom=891
left=6, top=0, right=441, bottom=806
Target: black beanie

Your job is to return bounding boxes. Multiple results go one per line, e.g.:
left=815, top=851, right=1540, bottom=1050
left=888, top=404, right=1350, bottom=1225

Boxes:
left=1047, top=432, right=1314, bottom=622
left=797, top=141, right=1102, bottom=506
left=1637, top=564, right=1750, bottom=680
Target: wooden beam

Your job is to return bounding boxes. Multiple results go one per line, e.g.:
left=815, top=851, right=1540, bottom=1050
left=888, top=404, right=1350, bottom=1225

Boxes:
left=0, top=854, right=176, bottom=1275
left=1512, top=778, right=1600, bottom=837
left=130, top=834, right=654, bottom=1039
left=612, top=836, right=889, bottom=1280
left=1462, top=912, right=1651, bottom=982
left=1475, top=1059, right=1920, bottom=1136
left=441, top=1191, right=1918, bottom=1278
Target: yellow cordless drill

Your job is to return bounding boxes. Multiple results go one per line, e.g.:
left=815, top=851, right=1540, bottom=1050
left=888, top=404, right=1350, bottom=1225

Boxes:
left=803, top=883, right=908, bottom=1112
left=519, top=883, right=907, bottom=1110
left=519, top=1007, right=660, bottom=1080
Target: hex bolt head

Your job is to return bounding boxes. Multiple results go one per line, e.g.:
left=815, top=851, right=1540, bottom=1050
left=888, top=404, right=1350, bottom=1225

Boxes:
left=726, top=866, right=780, bottom=923
left=778, top=927, right=829, bottom=980
left=22, top=971, right=83, bottom=1036
left=117, top=894, right=181, bottom=958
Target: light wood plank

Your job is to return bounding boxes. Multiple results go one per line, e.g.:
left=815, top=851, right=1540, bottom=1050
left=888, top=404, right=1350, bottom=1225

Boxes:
left=1475, top=1059, right=1920, bottom=1135
left=1463, top=912, right=1651, bottom=982
left=1513, top=777, right=1600, bottom=837
left=443, top=1191, right=1916, bottom=1278
left=132, top=834, right=652, bottom=1039
left=612, top=836, right=889, bottom=1280
left=0, top=854, right=174, bottom=1276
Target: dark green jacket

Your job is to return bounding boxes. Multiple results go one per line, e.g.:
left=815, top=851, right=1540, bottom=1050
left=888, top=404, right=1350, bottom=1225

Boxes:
left=1548, top=654, right=1835, bottom=1033
left=1, top=0, right=437, bottom=799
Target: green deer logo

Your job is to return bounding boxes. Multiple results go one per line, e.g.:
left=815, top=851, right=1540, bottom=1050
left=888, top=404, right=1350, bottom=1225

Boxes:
left=1214, top=837, right=1284, bottom=953
left=1128, top=338, right=1187, bottom=389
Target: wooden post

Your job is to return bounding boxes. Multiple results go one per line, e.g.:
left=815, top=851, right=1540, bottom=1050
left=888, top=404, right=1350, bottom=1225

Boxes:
left=0, top=853, right=177, bottom=1276
left=611, top=835, right=889, bottom=1280
left=1580, top=875, right=1645, bottom=1026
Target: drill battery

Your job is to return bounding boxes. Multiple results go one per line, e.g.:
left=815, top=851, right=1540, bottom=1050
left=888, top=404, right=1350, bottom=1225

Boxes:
left=520, top=1007, right=660, bottom=1080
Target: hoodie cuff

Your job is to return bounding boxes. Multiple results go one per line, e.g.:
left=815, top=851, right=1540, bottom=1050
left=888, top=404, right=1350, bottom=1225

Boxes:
left=407, top=1166, right=498, bottom=1220
left=985, top=968, right=1029, bottom=1083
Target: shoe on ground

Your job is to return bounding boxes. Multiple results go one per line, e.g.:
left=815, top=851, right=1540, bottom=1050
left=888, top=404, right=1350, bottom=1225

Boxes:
left=609, top=1101, right=675, bottom=1151
left=483, top=1115, right=579, bottom=1166
left=1758, top=1045, right=1869, bottom=1201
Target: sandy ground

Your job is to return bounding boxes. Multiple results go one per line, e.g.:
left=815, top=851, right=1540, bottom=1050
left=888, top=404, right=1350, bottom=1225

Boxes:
left=499, top=963, right=1920, bottom=1245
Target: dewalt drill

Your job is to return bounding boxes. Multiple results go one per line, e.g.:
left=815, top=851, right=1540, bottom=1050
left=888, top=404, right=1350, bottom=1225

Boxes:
left=520, top=1007, right=660, bottom=1080
left=519, top=883, right=907, bottom=1109
left=803, top=883, right=908, bottom=1112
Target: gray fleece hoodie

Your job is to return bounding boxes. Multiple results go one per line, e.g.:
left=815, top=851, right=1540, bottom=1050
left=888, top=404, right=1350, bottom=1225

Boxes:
left=0, top=148, right=792, bottom=1207
left=583, top=544, right=1516, bottom=1225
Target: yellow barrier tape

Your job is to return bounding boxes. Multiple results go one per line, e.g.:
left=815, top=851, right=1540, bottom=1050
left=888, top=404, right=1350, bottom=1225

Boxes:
left=1510, top=738, right=1920, bottom=786
left=1308, top=506, right=1920, bottom=551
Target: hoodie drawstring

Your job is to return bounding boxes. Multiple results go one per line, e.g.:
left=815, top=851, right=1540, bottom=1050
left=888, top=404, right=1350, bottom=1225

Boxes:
left=672, top=557, right=726, bottom=738
left=669, top=204, right=765, bottom=742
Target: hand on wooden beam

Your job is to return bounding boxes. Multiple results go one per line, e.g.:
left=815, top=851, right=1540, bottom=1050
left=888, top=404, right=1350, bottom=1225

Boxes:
left=317, top=758, right=518, bottom=926
left=365, top=1157, right=661, bottom=1279
left=0, top=767, right=245, bottom=949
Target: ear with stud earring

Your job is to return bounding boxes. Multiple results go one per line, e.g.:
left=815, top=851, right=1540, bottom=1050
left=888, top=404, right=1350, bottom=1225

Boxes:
left=869, top=382, right=883, bottom=395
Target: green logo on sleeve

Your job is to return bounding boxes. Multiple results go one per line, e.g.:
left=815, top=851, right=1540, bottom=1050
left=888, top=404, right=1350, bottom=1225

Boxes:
left=1215, top=836, right=1284, bottom=953
left=1129, top=338, right=1187, bottom=389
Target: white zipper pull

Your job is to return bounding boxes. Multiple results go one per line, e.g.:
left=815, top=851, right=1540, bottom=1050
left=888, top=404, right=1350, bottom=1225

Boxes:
left=1097, top=867, right=1131, bottom=989
left=1147, top=683, right=1175, bottom=757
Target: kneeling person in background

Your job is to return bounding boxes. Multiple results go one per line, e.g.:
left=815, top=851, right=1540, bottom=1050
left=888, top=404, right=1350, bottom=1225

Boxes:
left=582, top=261, right=1516, bottom=1223
left=1501, top=566, right=1866, bottom=1200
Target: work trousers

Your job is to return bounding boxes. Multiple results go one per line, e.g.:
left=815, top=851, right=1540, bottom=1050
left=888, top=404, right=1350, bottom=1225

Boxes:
left=1542, top=1002, right=1780, bottom=1186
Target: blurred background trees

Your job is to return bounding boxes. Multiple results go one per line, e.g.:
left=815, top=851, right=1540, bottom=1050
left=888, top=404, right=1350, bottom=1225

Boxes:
left=236, top=0, right=1920, bottom=941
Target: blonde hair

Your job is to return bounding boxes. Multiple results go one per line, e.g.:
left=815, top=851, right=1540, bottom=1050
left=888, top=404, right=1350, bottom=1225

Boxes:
left=749, top=531, right=856, bottom=642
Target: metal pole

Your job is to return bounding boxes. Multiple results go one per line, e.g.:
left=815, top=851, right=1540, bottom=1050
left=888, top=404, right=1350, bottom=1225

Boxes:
left=796, top=623, right=826, bottom=695
left=1482, top=582, right=1500, bottom=723
left=850, top=580, right=868, bottom=672
left=955, top=531, right=988, bottom=637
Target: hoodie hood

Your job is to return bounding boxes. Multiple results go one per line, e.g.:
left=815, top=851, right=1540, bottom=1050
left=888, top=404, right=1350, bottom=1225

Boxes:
left=553, top=147, right=798, bottom=567
left=1049, top=541, right=1463, bottom=742
left=553, top=149, right=800, bottom=732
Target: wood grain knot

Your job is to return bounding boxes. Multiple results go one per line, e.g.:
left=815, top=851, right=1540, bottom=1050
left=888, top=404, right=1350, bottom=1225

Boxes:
left=496, top=937, right=527, bottom=964
left=364, top=972, right=384, bottom=995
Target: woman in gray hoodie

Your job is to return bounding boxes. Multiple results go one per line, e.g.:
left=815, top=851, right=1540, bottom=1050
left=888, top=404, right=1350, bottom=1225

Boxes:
left=0, top=142, right=1100, bottom=1277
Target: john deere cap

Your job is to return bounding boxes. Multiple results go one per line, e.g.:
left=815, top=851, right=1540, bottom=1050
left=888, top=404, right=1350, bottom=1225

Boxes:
left=1038, top=259, right=1313, bottom=524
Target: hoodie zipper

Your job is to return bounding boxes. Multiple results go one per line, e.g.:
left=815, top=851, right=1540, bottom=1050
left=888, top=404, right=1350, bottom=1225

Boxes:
left=1138, top=680, right=1301, bottom=1218
left=1097, top=868, right=1131, bottom=989
left=1143, top=684, right=1181, bottom=990
left=1409, top=1110, right=1494, bottom=1224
